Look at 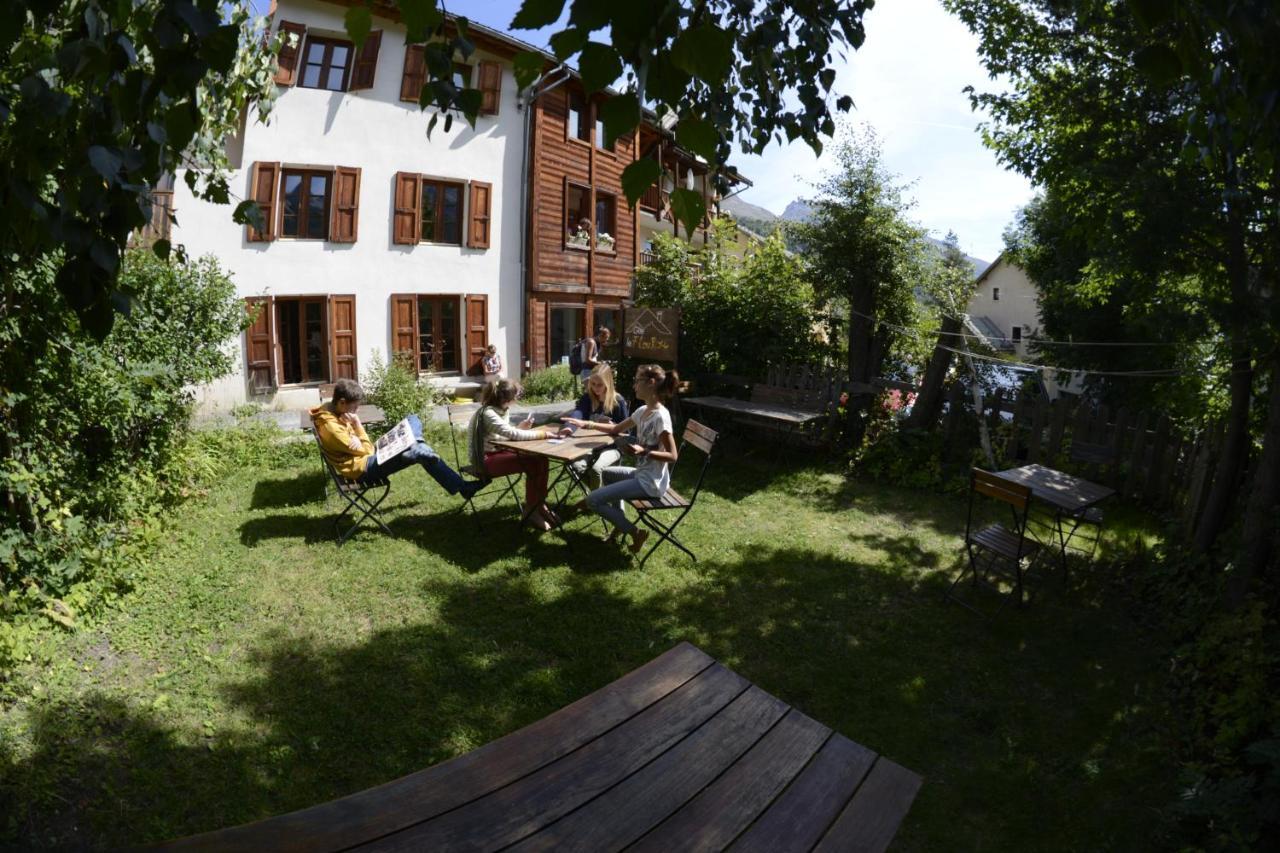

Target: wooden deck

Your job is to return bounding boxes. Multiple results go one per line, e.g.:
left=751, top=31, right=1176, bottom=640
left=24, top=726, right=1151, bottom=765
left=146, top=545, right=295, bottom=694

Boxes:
left=156, top=643, right=921, bottom=852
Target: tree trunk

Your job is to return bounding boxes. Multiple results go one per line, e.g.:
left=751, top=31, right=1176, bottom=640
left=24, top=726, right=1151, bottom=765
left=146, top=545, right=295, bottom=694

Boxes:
left=842, top=282, right=879, bottom=447
left=1229, top=348, right=1280, bottom=606
left=904, top=313, right=961, bottom=431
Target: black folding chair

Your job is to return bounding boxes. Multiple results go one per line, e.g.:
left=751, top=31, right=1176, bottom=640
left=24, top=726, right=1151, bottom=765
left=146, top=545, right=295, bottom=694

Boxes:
left=1059, top=441, right=1111, bottom=561
left=312, top=429, right=391, bottom=545
left=946, top=468, right=1043, bottom=615
left=446, top=403, right=523, bottom=516
left=628, top=420, right=718, bottom=568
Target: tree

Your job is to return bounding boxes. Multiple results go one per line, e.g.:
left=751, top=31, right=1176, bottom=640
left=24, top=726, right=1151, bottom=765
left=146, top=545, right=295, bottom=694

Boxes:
left=792, top=125, right=927, bottom=446
left=905, top=232, right=977, bottom=431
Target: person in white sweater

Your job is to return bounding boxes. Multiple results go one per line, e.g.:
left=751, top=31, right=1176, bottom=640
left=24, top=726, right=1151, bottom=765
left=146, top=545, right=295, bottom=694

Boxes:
left=467, top=379, right=557, bottom=531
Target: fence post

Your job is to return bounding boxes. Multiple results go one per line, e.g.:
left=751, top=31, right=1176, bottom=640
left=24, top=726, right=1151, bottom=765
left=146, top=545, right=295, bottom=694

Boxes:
left=1047, top=397, right=1069, bottom=462
left=1182, top=423, right=1222, bottom=536
left=1028, top=396, right=1049, bottom=463
left=1145, top=415, right=1171, bottom=505
left=1125, top=412, right=1151, bottom=498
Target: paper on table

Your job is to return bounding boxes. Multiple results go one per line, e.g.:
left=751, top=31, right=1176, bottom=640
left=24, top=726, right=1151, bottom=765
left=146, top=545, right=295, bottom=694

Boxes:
left=547, top=438, right=565, bottom=444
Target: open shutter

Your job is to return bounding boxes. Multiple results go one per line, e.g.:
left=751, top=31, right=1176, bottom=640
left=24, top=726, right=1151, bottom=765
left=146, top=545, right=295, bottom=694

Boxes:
left=400, top=44, right=426, bottom=102
left=350, top=30, right=382, bottom=90
left=465, top=294, right=489, bottom=375
left=330, top=166, right=361, bottom=243
left=244, top=297, right=276, bottom=392
left=393, top=171, right=421, bottom=244
left=467, top=181, right=492, bottom=249
left=478, top=61, right=502, bottom=115
left=328, top=295, right=358, bottom=380
left=390, top=295, right=419, bottom=365
left=274, top=21, right=307, bottom=86
left=247, top=161, right=279, bottom=242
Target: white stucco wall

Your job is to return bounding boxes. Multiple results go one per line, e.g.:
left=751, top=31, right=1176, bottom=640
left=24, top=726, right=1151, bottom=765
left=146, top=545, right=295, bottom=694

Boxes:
left=174, top=0, right=526, bottom=413
left=967, top=257, right=1042, bottom=359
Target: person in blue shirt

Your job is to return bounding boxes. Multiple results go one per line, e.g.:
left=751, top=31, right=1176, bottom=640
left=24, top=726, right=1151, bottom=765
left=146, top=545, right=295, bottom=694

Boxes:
left=557, top=363, right=630, bottom=487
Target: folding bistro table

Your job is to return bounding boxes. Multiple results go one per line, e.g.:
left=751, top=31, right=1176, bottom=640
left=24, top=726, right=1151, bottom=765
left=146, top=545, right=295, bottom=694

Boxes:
left=490, top=433, right=617, bottom=529
left=993, top=463, right=1114, bottom=578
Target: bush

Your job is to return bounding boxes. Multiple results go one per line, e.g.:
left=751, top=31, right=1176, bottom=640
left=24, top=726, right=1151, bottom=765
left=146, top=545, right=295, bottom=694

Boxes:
left=360, top=350, right=442, bottom=426
left=1, top=250, right=247, bottom=669
left=520, top=364, right=577, bottom=403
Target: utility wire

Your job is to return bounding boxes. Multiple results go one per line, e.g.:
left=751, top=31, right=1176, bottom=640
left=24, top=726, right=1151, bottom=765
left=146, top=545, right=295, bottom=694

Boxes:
left=846, top=306, right=1188, bottom=348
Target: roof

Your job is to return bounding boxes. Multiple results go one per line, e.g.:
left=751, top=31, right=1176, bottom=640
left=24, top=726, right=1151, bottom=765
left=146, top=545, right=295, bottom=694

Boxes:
left=973, top=252, right=1005, bottom=285
left=964, top=314, right=1016, bottom=352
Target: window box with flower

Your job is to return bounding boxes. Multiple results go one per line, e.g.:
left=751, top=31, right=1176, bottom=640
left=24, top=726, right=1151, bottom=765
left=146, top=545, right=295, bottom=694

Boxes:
left=595, top=231, right=616, bottom=252
left=566, top=226, right=592, bottom=250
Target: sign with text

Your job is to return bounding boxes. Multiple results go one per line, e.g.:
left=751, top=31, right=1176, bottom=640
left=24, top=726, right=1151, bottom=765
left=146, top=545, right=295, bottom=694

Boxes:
left=623, top=307, right=680, bottom=362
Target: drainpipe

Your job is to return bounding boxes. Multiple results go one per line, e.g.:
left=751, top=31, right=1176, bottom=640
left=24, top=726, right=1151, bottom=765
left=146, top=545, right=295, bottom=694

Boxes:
left=518, top=65, right=570, bottom=375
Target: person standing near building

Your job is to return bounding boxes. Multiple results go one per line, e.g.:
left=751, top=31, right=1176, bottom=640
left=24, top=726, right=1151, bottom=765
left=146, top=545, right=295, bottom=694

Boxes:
left=577, top=326, right=612, bottom=383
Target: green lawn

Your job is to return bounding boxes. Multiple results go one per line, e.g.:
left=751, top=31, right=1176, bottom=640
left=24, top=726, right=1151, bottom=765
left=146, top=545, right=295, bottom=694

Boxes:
left=1, top=430, right=1177, bottom=849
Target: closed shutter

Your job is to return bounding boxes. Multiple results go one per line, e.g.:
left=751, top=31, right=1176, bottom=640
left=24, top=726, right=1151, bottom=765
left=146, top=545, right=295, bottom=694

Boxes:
left=478, top=60, right=502, bottom=115
left=400, top=44, right=425, bottom=102
left=350, top=30, right=382, bottom=90
left=330, top=166, right=361, bottom=243
left=467, top=181, right=492, bottom=249
left=247, top=161, right=279, bottom=242
left=464, top=295, right=489, bottom=375
left=328, top=295, right=358, bottom=380
left=244, top=297, right=276, bottom=392
left=274, top=21, right=307, bottom=86
left=393, top=172, right=421, bottom=244
left=390, top=294, right=419, bottom=364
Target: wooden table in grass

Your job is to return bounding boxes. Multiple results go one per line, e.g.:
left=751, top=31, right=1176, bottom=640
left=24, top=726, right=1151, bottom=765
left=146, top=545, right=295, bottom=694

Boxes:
left=156, top=642, right=922, bottom=853
left=994, top=463, right=1115, bottom=573
left=683, top=395, right=826, bottom=429
left=490, top=433, right=617, bottom=524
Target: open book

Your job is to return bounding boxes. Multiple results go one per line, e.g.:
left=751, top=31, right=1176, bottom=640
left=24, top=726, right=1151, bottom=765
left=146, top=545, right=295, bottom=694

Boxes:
left=374, top=417, right=415, bottom=466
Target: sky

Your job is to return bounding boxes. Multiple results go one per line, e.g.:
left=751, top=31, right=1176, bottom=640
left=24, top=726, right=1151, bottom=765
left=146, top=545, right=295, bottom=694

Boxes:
left=256, top=0, right=1034, bottom=261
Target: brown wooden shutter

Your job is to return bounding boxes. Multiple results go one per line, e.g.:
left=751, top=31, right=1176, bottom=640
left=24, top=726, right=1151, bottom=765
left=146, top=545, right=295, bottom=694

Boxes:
left=390, top=295, right=419, bottom=363
left=467, top=181, right=492, bottom=249
left=274, top=21, right=307, bottom=86
left=328, top=295, right=358, bottom=380
left=349, top=30, right=382, bottom=91
left=330, top=166, right=361, bottom=243
left=400, top=44, right=425, bottom=103
left=393, top=171, right=421, bottom=244
left=465, top=294, right=489, bottom=375
left=247, top=161, right=279, bottom=242
left=478, top=60, right=502, bottom=115
left=244, top=297, right=276, bottom=392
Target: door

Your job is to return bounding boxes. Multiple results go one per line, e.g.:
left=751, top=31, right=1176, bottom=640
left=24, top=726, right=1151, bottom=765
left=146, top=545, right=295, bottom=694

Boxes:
left=417, top=296, right=461, bottom=373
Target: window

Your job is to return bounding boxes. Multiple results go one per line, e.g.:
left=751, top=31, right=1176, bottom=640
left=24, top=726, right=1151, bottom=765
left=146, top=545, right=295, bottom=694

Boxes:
left=594, top=308, right=622, bottom=360
left=992, top=287, right=1000, bottom=301
left=420, top=179, right=465, bottom=244
left=595, top=192, right=617, bottom=252
left=1011, top=326, right=1022, bottom=343
left=567, top=92, right=590, bottom=142
left=595, top=116, right=613, bottom=151
left=550, top=307, right=585, bottom=366
left=276, top=298, right=328, bottom=384
left=453, top=63, right=472, bottom=90
left=300, top=37, right=353, bottom=91
left=281, top=170, right=331, bottom=239
left=565, top=183, right=591, bottom=249
left=417, top=296, right=460, bottom=372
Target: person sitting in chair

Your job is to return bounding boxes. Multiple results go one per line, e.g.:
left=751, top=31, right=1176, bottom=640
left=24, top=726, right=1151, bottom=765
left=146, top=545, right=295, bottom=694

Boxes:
left=557, top=363, right=630, bottom=488
left=311, top=378, right=482, bottom=498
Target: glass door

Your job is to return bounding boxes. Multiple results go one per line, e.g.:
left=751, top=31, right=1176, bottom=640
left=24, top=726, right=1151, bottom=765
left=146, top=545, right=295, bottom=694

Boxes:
left=417, top=296, right=461, bottom=373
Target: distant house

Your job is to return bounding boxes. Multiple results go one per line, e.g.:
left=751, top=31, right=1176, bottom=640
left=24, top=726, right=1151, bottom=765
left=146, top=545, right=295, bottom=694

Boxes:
left=964, top=253, right=1040, bottom=358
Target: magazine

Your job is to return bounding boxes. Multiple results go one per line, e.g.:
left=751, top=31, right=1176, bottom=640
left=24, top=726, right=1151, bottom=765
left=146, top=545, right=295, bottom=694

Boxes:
left=374, top=417, right=415, bottom=465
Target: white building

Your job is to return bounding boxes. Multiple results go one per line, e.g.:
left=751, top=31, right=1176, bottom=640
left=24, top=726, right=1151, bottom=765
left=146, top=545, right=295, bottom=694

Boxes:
left=964, top=253, right=1042, bottom=359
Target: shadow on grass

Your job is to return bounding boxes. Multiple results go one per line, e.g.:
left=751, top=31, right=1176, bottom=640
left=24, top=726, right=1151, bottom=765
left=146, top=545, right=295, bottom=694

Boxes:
left=249, top=471, right=326, bottom=510
left=3, top=544, right=1176, bottom=849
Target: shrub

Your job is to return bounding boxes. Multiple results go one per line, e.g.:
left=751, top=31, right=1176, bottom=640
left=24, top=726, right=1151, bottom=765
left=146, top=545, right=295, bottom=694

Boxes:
left=520, top=364, right=577, bottom=403
left=360, top=350, right=441, bottom=426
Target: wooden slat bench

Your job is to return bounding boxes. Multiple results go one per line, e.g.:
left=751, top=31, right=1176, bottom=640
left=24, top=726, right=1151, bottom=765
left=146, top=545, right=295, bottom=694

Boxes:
left=155, top=642, right=921, bottom=852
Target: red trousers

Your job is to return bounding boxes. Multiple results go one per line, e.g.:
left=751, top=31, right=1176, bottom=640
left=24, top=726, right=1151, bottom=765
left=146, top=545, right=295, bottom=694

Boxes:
left=483, top=450, right=548, bottom=508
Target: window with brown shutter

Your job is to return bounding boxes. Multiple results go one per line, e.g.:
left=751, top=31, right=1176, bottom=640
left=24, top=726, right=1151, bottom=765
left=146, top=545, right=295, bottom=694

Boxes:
left=328, top=295, right=358, bottom=380
left=299, top=36, right=354, bottom=91
left=247, top=161, right=279, bottom=242
left=349, top=30, right=382, bottom=91
left=244, top=297, right=276, bottom=392
left=467, top=181, right=492, bottom=249
left=478, top=60, right=502, bottom=115
left=390, top=294, right=419, bottom=362
left=330, top=166, right=361, bottom=243
left=280, top=169, right=331, bottom=239
left=275, top=297, right=329, bottom=384
left=420, top=179, right=465, bottom=244
left=465, top=294, right=489, bottom=375
left=400, top=44, right=425, bottom=103
left=274, top=21, right=307, bottom=86
left=393, top=172, right=421, bottom=244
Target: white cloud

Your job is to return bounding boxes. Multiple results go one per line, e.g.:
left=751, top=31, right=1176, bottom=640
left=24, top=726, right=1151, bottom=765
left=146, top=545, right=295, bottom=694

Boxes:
left=731, top=0, right=1033, bottom=262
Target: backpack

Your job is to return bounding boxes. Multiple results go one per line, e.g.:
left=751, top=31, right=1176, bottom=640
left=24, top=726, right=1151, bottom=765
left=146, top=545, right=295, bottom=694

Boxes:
left=568, top=337, right=589, bottom=374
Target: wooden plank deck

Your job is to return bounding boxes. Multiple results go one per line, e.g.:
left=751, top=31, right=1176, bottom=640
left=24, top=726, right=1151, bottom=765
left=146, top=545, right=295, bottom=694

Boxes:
left=155, top=643, right=921, bottom=853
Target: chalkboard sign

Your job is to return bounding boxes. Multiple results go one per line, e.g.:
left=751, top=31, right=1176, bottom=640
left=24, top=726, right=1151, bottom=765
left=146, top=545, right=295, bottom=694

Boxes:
left=623, top=307, right=680, bottom=362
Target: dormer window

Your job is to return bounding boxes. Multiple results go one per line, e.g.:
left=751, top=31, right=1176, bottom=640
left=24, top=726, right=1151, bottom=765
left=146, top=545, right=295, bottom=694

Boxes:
left=300, top=37, right=353, bottom=91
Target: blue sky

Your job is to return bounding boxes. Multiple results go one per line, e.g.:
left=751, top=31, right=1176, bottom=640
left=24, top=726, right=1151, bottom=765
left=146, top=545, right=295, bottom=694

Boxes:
left=255, top=0, right=1031, bottom=261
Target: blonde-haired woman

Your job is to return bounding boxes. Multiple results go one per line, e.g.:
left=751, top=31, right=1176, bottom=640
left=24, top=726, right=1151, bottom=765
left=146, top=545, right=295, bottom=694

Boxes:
left=557, top=364, right=630, bottom=487
left=467, top=379, right=557, bottom=530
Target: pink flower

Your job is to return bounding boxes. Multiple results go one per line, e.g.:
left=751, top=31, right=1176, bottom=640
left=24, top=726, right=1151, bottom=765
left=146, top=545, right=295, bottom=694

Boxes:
left=838, top=392, right=849, bottom=407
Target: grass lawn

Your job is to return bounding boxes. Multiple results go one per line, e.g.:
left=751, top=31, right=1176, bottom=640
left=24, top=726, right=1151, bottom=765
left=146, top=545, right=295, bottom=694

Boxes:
left=1, top=425, right=1177, bottom=849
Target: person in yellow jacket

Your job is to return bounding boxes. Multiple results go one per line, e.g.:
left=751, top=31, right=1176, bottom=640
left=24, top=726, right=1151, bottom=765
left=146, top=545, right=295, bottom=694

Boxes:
left=311, top=379, right=481, bottom=498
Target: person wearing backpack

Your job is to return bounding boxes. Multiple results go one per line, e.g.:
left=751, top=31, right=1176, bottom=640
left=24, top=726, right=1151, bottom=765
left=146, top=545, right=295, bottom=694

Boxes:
left=571, top=326, right=611, bottom=382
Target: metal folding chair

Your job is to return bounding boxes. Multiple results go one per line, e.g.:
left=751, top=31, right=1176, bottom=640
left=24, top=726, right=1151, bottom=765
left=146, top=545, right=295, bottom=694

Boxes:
left=312, top=429, right=391, bottom=545
left=628, top=420, right=718, bottom=568
left=946, top=468, right=1043, bottom=615
left=446, top=403, right=523, bottom=516
left=1060, top=441, right=1111, bottom=561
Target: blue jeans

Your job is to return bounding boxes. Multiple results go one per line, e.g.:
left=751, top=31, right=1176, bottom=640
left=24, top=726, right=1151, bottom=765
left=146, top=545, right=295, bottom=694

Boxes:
left=358, top=414, right=470, bottom=495
left=586, top=466, right=654, bottom=534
